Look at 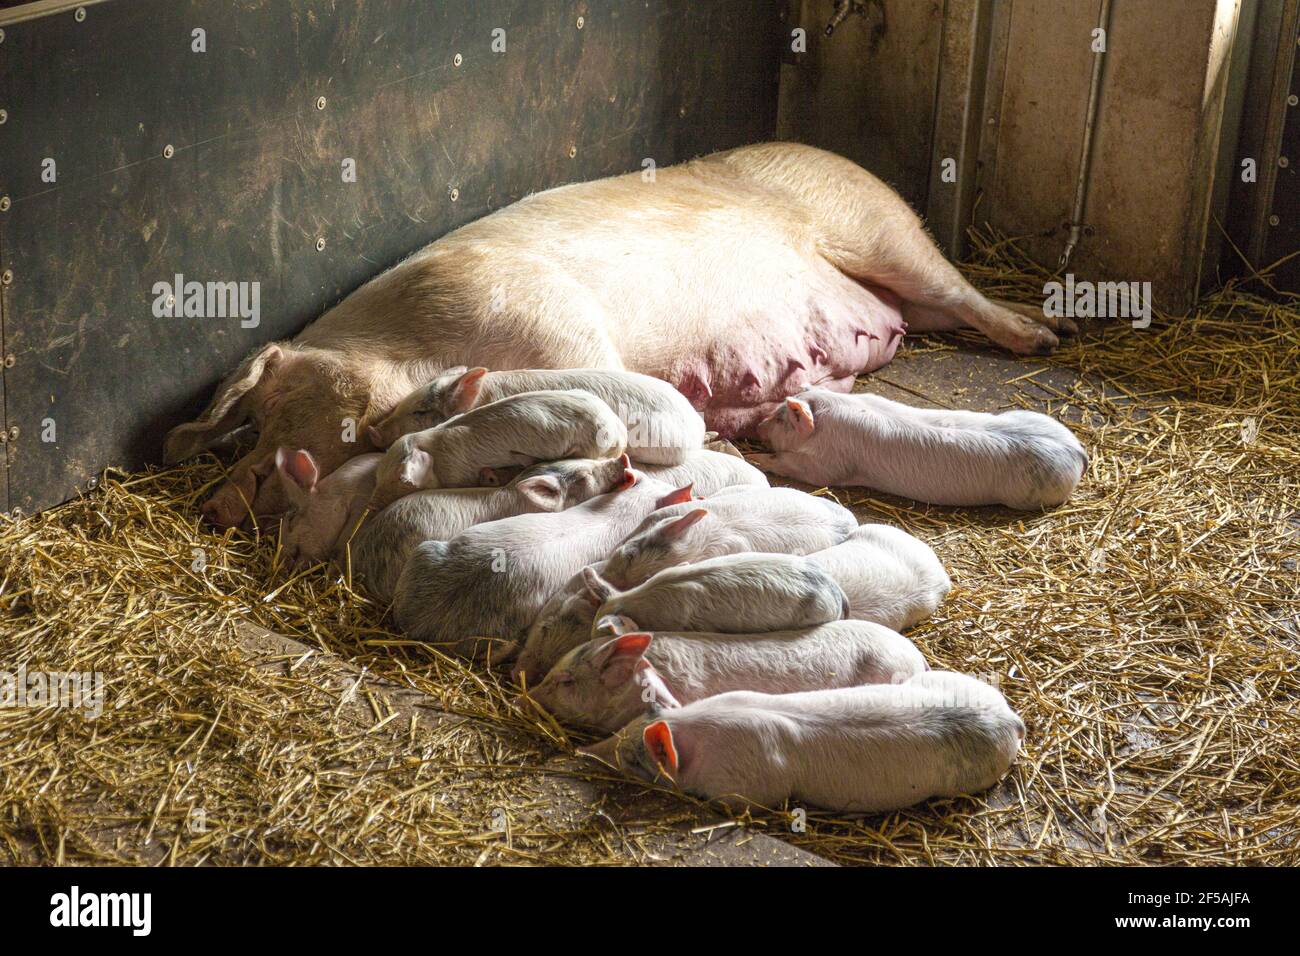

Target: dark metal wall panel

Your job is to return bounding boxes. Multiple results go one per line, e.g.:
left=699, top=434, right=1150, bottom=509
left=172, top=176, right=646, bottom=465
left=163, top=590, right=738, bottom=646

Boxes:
left=0, top=0, right=783, bottom=514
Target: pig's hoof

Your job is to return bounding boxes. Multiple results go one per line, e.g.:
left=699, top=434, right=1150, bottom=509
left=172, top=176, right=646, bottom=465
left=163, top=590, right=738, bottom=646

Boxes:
left=996, top=298, right=1078, bottom=337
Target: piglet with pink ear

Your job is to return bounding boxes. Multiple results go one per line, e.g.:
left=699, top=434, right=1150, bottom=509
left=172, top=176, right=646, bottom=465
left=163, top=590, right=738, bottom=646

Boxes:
left=752, top=388, right=1086, bottom=510
left=526, top=619, right=925, bottom=733
left=368, top=388, right=627, bottom=509
left=580, top=671, right=1025, bottom=814
left=368, top=366, right=705, bottom=465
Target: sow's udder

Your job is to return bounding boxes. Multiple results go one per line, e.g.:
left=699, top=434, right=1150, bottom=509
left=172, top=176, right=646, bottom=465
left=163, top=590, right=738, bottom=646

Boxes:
left=672, top=284, right=905, bottom=438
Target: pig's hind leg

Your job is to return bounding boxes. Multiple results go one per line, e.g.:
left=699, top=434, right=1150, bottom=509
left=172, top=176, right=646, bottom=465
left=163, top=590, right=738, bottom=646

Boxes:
left=727, top=144, right=1074, bottom=355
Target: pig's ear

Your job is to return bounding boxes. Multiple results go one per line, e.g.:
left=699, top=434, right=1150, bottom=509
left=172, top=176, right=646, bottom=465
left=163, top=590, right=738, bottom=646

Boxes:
left=785, top=398, right=816, bottom=437
left=275, top=447, right=319, bottom=498
left=643, top=720, right=679, bottom=775
left=449, top=367, right=489, bottom=413
left=515, top=474, right=564, bottom=510
left=366, top=425, right=387, bottom=449
left=398, top=448, right=433, bottom=489
left=582, top=566, right=618, bottom=603
left=596, top=632, right=653, bottom=688
left=615, top=454, right=638, bottom=492
left=655, top=483, right=694, bottom=508
left=163, top=343, right=285, bottom=464
left=594, top=613, right=636, bottom=637
left=659, top=508, right=708, bottom=541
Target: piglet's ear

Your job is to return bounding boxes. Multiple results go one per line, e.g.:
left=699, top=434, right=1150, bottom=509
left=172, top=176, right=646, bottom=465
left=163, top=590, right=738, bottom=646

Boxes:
left=615, top=454, right=638, bottom=491
left=398, top=448, right=433, bottom=488
left=450, top=367, right=489, bottom=413
left=275, top=447, right=319, bottom=494
left=655, top=483, right=693, bottom=508
left=594, top=613, right=636, bottom=637
left=643, top=720, right=679, bottom=775
left=785, top=398, right=816, bottom=437
left=596, top=632, right=653, bottom=688
left=515, top=474, right=563, bottom=510
left=659, top=508, right=708, bottom=541
left=582, top=566, right=618, bottom=603
left=366, top=425, right=387, bottom=449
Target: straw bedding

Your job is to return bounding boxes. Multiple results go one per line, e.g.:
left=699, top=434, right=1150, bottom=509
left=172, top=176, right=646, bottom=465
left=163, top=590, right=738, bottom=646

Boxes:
left=2, top=233, right=1297, bottom=865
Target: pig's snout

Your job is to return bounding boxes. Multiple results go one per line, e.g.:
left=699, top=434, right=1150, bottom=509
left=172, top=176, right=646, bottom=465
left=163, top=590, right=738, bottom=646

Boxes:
left=201, top=485, right=252, bottom=528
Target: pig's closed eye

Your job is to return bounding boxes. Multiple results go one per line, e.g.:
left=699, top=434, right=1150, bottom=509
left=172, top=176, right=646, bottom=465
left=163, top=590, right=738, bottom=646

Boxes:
left=554, top=673, right=575, bottom=687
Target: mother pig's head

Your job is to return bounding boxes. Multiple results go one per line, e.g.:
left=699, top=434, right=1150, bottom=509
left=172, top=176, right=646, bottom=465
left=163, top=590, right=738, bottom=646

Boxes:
left=164, top=342, right=376, bottom=527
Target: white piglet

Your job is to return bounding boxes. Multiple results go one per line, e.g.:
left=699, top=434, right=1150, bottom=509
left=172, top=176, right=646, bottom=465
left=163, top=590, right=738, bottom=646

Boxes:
left=513, top=486, right=853, bottom=684
left=370, top=389, right=627, bottom=508
left=600, top=486, right=857, bottom=589
left=391, top=472, right=693, bottom=659
left=369, top=366, right=705, bottom=465
left=527, top=622, right=926, bottom=733
left=584, top=553, right=849, bottom=638
left=353, top=457, right=632, bottom=601
left=753, top=388, right=1087, bottom=510
left=581, top=671, right=1025, bottom=814
left=805, top=524, right=951, bottom=631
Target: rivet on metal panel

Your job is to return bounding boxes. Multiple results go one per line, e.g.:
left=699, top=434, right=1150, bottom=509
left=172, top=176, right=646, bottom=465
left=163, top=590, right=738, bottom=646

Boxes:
left=163, top=144, right=175, bottom=159
left=3, top=354, right=14, bottom=368
left=449, top=186, right=460, bottom=202
left=568, top=145, right=577, bottom=159
left=7, top=426, right=17, bottom=442
left=454, top=53, right=463, bottom=67
left=0, top=196, right=9, bottom=212
left=75, top=6, right=87, bottom=23
left=577, top=16, right=585, bottom=29
left=1270, top=215, right=1281, bottom=227
left=0, top=110, right=7, bottom=125
left=1290, top=95, right=1299, bottom=107
left=679, top=106, right=687, bottom=118
left=1, top=270, right=12, bottom=285
left=87, top=476, right=98, bottom=490
left=315, top=236, right=327, bottom=252
left=316, top=96, right=327, bottom=110
left=1280, top=156, right=1291, bottom=168
left=0, top=28, right=6, bottom=44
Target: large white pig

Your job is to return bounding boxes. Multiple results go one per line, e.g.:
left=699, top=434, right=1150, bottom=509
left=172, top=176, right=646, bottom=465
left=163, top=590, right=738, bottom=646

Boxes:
left=369, top=389, right=627, bottom=508
left=390, top=473, right=693, bottom=660
left=368, top=367, right=705, bottom=465
left=526, top=623, right=926, bottom=733
left=752, top=388, right=1087, bottom=509
left=580, top=671, right=1025, bottom=814
left=165, top=142, right=1071, bottom=528
left=584, top=554, right=849, bottom=638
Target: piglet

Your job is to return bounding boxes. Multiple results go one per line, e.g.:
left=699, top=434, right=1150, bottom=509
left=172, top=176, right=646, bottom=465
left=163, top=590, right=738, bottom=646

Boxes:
left=600, top=486, right=857, bottom=590
left=370, top=389, right=627, bottom=508
left=368, top=366, right=705, bottom=465
left=584, top=553, right=849, bottom=638
left=805, top=524, right=951, bottom=631
left=479, top=447, right=769, bottom=496
left=391, top=472, right=693, bottom=660
left=352, top=456, right=632, bottom=601
left=580, top=671, right=1025, bottom=814
left=526, top=622, right=925, bottom=733
left=275, top=449, right=380, bottom=568
left=752, top=388, right=1087, bottom=509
